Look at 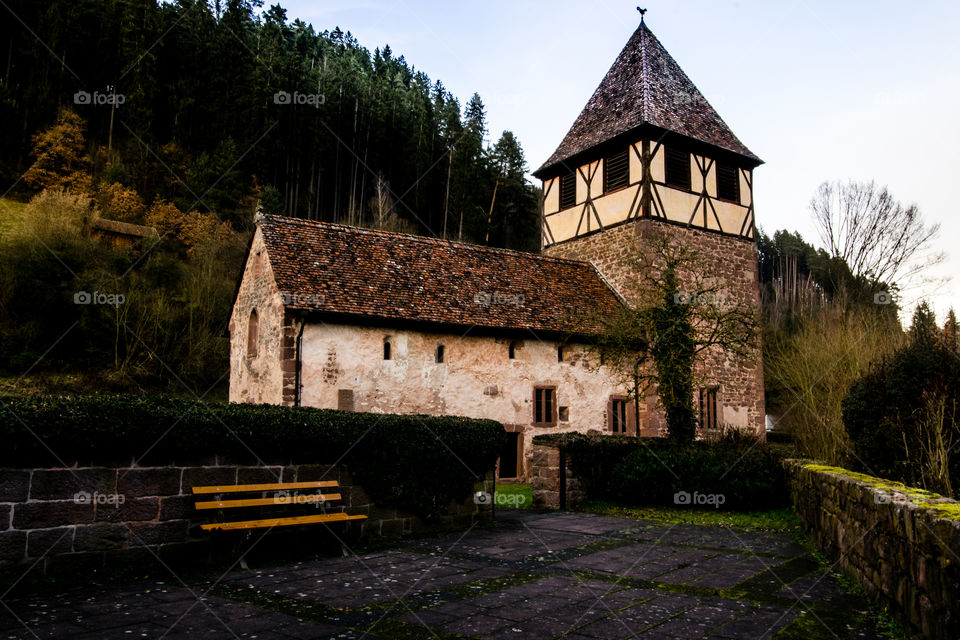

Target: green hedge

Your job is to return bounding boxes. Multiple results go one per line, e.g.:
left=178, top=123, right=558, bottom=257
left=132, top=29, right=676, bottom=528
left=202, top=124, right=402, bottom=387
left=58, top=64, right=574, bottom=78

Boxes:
left=535, top=432, right=788, bottom=510
left=0, top=394, right=504, bottom=519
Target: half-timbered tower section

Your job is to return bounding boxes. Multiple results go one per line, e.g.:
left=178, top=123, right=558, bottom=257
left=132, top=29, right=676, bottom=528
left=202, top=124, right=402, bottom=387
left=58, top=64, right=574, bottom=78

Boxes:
left=534, top=20, right=766, bottom=435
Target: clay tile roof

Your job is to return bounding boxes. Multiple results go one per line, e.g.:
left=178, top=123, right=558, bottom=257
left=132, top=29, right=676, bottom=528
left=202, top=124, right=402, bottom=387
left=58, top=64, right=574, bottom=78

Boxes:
left=535, top=22, right=760, bottom=176
left=259, top=215, right=624, bottom=336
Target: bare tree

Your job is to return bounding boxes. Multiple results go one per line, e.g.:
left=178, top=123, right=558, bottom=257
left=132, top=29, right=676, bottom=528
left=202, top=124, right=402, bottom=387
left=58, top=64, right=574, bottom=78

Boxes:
left=366, top=173, right=415, bottom=234
left=810, top=180, right=945, bottom=291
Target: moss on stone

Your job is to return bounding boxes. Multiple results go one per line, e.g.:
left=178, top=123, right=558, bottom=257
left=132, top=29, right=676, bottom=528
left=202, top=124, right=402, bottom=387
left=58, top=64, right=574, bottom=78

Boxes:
left=798, top=462, right=960, bottom=522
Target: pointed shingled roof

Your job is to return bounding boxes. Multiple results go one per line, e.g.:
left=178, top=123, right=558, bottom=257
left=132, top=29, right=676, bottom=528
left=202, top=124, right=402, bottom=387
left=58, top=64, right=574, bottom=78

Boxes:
left=535, top=22, right=760, bottom=176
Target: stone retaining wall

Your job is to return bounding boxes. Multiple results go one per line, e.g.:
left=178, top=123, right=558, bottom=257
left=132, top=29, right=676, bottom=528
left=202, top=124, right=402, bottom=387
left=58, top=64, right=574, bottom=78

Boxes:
left=785, top=460, right=960, bottom=640
left=0, top=461, right=493, bottom=577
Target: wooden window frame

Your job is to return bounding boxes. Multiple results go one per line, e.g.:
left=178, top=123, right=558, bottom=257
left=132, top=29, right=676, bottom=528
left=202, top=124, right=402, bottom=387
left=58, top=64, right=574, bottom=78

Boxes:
left=699, top=387, right=719, bottom=431
left=559, top=172, right=576, bottom=210
left=608, top=395, right=636, bottom=435
left=664, top=147, right=692, bottom=191
left=715, top=163, right=740, bottom=204
left=603, top=148, right=630, bottom=194
left=533, top=386, right=558, bottom=427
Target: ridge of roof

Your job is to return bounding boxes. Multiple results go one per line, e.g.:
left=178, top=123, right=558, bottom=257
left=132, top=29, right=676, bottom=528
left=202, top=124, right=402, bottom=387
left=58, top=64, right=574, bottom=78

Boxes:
left=259, top=215, right=596, bottom=270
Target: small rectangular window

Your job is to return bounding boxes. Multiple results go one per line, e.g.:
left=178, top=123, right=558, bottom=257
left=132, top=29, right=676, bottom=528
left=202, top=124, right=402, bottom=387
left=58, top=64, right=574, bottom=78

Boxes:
left=436, top=344, right=445, bottom=363
left=559, top=172, right=576, bottom=210
left=699, top=387, right=719, bottom=430
left=610, top=398, right=629, bottom=434
left=534, top=386, right=557, bottom=426
left=665, top=147, right=691, bottom=190
left=337, top=389, right=355, bottom=412
left=603, top=148, right=629, bottom=193
left=716, top=163, right=740, bottom=203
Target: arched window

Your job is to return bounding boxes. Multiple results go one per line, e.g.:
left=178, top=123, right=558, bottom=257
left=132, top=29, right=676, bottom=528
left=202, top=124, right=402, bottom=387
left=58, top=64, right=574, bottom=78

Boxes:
left=383, top=339, right=391, bottom=361
left=247, top=309, right=259, bottom=358
left=508, top=341, right=517, bottom=359
left=436, top=344, right=445, bottom=363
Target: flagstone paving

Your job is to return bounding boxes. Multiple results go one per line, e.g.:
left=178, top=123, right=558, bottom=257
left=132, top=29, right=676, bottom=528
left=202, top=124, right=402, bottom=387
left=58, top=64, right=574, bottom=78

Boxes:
left=0, top=511, right=896, bottom=639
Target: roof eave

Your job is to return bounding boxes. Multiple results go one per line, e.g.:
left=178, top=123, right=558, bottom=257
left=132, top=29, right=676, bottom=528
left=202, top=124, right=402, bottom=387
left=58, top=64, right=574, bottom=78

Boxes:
left=534, top=123, right=762, bottom=180
left=283, top=308, right=607, bottom=342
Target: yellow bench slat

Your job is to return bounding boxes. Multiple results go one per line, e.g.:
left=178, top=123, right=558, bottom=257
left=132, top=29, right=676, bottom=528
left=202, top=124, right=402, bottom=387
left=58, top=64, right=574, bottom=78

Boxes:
left=192, top=480, right=339, bottom=495
left=200, top=512, right=367, bottom=531
left=195, top=493, right=342, bottom=510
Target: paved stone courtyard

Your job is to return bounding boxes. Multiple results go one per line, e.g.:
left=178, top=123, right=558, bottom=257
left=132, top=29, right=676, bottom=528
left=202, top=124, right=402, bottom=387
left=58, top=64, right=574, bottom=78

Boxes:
left=0, top=511, right=894, bottom=639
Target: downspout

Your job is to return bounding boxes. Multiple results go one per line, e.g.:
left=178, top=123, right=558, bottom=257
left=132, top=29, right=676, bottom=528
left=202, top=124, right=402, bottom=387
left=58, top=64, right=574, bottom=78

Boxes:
left=294, top=319, right=305, bottom=407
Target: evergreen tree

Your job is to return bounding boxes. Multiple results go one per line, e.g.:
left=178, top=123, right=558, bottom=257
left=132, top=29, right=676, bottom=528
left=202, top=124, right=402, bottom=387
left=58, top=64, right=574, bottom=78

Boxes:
left=943, top=309, right=958, bottom=352
left=0, top=1, right=542, bottom=251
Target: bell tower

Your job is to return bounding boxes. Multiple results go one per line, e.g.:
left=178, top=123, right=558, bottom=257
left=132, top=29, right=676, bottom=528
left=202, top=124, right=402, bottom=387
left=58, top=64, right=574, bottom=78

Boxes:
left=533, top=15, right=766, bottom=435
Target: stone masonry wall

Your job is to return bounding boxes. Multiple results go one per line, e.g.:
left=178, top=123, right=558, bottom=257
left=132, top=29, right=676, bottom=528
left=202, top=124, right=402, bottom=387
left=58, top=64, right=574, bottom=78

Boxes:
left=531, top=443, right=584, bottom=510
left=0, top=462, right=493, bottom=577
left=545, top=217, right=766, bottom=436
left=229, top=228, right=288, bottom=405
left=785, top=460, right=960, bottom=640
left=298, top=323, right=644, bottom=482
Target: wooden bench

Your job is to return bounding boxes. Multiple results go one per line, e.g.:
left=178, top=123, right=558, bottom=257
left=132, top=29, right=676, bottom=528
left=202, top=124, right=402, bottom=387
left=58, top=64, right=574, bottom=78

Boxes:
left=192, top=480, right=368, bottom=531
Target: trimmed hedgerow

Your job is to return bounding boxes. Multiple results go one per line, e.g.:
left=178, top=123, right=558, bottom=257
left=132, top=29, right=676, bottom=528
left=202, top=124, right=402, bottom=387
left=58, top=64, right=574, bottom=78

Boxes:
left=0, top=394, right=504, bottom=519
left=534, top=432, right=788, bottom=510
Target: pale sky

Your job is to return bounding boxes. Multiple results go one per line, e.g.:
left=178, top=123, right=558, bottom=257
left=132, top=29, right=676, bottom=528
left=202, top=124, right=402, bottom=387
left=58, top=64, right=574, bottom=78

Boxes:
left=278, top=0, right=960, bottom=320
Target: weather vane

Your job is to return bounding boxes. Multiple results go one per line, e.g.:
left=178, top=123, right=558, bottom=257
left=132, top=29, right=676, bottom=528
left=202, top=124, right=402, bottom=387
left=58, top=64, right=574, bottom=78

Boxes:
left=637, top=7, right=647, bottom=21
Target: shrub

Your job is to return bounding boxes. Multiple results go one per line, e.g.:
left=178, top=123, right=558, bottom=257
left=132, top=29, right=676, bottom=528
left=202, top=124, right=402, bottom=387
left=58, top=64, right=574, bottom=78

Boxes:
left=764, top=305, right=900, bottom=465
left=0, top=394, right=504, bottom=519
left=843, top=304, right=960, bottom=495
left=609, top=441, right=787, bottom=510
left=536, top=432, right=789, bottom=510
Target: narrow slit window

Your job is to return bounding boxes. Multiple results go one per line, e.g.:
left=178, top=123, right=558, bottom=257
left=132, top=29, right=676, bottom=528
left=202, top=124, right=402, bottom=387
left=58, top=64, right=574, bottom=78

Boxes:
left=246, top=309, right=259, bottom=358
left=699, top=387, right=719, bottom=430
left=383, top=339, right=391, bottom=361
left=436, top=344, right=445, bottom=363
left=559, top=172, right=576, bottom=210
left=508, top=341, right=517, bottom=359
left=557, top=345, right=564, bottom=362
left=603, top=148, right=629, bottom=193
left=665, top=147, right=691, bottom=190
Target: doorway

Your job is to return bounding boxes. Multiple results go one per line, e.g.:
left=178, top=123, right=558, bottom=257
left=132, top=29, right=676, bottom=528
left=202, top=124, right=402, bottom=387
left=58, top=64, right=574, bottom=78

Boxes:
left=498, top=432, right=520, bottom=479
